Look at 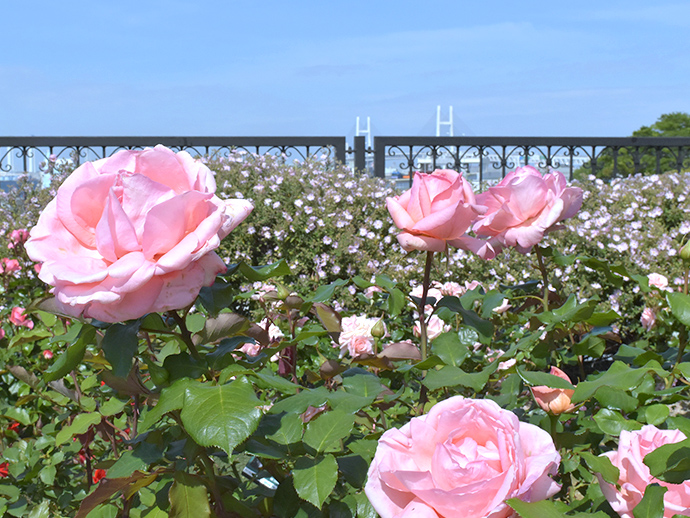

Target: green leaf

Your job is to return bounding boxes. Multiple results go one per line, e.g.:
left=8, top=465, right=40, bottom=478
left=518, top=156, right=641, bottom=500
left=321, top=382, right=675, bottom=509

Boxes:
left=8, top=329, right=52, bottom=349
left=516, top=368, right=575, bottom=390
left=645, top=404, right=670, bottom=426
left=633, top=484, right=667, bottom=518
left=386, top=288, right=406, bottom=316
left=180, top=377, right=262, bottom=457
left=293, top=455, right=338, bottom=509
left=27, top=500, right=50, bottom=518
left=139, top=378, right=194, bottom=433
left=594, top=387, right=639, bottom=413
left=432, top=331, right=470, bottom=367
left=266, top=412, right=303, bottom=446
left=593, top=408, right=642, bottom=436
left=197, top=277, right=236, bottom=315
left=55, top=412, right=102, bottom=446
left=586, top=310, right=620, bottom=327
left=251, top=371, right=301, bottom=395
left=168, top=472, right=210, bottom=518
left=185, top=313, right=206, bottom=333
left=506, top=498, right=568, bottom=518
left=303, top=410, right=355, bottom=453
left=99, top=398, right=127, bottom=417
left=374, top=274, right=397, bottom=290
left=226, top=259, right=292, bottom=282
left=342, top=373, right=385, bottom=399
left=45, top=325, right=96, bottom=382
left=572, top=336, right=606, bottom=358
left=480, top=290, right=507, bottom=318
left=107, top=450, right=147, bottom=479
left=668, top=292, right=690, bottom=327
left=580, top=451, right=620, bottom=485
left=163, top=352, right=206, bottom=382
left=423, top=364, right=496, bottom=392
left=336, top=455, right=369, bottom=488
left=572, top=361, right=656, bottom=404
left=101, top=322, right=141, bottom=378
left=643, top=437, right=690, bottom=483
left=307, top=278, right=349, bottom=303
left=192, top=313, right=249, bottom=345
left=436, top=296, right=494, bottom=339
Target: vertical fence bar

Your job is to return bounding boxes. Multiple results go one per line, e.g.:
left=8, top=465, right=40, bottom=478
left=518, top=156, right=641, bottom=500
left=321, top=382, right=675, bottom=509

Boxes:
left=374, top=137, right=385, bottom=179
left=354, top=136, right=365, bottom=174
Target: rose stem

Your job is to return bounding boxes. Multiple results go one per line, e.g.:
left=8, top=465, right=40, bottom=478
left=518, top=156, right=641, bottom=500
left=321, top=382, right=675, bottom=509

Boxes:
left=170, top=311, right=202, bottom=361
left=416, top=251, right=434, bottom=414
left=419, top=251, right=434, bottom=362
left=535, top=247, right=549, bottom=312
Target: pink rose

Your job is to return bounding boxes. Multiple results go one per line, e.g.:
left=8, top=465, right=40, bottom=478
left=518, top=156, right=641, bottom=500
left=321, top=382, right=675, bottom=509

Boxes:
left=438, top=281, right=464, bottom=297
left=0, top=258, right=21, bottom=274
left=641, top=307, right=656, bottom=332
left=531, top=366, right=576, bottom=415
left=413, top=314, right=450, bottom=342
left=9, top=307, right=33, bottom=329
left=337, top=315, right=382, bottom=358
left=472, top=166, right=583, bottom=256
left=8, top=229, right=29, bottom=249
left=386, top=169, right=486, bottom=252
left=597, top=425, right=690, bottom=518
left=647, top=273, right=669, bottom=291
left=0, top=328, right=5, bottom=340
left=43, top=350, right=54, bottom=360
left=365, top=396, right=561, bottom=518
left=25, top=145, right=252, bottom=322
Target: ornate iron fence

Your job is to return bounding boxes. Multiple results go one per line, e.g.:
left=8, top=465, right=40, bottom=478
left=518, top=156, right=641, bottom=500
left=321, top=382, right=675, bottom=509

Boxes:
left=0, top=136, right=347, bottom=176
left=371, top=136, right=690, bottom=186
left=3, top=136, right=690, bottom=188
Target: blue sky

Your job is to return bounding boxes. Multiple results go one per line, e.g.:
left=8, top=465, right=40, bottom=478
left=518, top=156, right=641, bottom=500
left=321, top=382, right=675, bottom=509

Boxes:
left=2, top=1, right=689, bottom=138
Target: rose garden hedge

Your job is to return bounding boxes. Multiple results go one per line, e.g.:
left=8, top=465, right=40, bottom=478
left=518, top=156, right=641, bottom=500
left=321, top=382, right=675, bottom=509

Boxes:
left=0, top=148, right=689, bottom=517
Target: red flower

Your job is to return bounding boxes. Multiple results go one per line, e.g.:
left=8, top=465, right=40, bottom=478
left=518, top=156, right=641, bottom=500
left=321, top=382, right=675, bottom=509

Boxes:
left=0, top=462, right=8, bottom=478
left=92, top=469, right=106, bottom=484
left=7, top=422, right=19, bottom=432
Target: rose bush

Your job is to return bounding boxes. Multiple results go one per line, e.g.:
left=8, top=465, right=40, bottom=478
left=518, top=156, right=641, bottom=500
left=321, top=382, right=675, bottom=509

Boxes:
left=364, top=396, right=561, bottom=518
left=386, top=169, right=486, bottom=252
left=597, top=425, right=690, bottom=518
left=24, top=145, right=253, bottom=322
left=472, top=165, right=583, bottom=256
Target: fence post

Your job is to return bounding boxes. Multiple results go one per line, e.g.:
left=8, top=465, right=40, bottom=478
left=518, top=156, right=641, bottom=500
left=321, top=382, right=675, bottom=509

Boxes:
left=374, top=137, right=385, bottom=179
left=354, top=136, right=365, bottom=174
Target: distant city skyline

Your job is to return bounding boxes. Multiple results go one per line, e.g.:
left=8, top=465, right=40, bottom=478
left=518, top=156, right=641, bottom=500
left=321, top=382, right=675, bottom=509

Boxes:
left=2, top=1, right=689, bottom=138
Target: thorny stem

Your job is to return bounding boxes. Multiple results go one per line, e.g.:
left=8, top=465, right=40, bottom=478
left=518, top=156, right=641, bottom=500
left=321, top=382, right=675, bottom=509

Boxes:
left=535, top=247, right=550, bottom=312
left=170, top=311, right=202, bottom=361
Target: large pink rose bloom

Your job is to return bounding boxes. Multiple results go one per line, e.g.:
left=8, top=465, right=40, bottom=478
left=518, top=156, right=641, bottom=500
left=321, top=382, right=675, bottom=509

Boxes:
left=472, top=166, right=582, bottom=256
left=598, top=425, right=690, bottom=518
left=25, top=145, right=253, bottom=322
left=386, top=169, right=486, bottom=252
left=365, top=396, right=561, bottom=518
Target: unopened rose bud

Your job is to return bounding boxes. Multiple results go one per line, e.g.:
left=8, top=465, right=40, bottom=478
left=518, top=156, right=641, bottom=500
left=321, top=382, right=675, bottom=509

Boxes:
left=531, top=366, right=576, bottom=415
left=275, top=283, right=290, bottom=300
left=371, top=318, right=386, bottom=339
left=680, top=241, right=690, bottom=263
left=43, top=350, right=53, bottom=360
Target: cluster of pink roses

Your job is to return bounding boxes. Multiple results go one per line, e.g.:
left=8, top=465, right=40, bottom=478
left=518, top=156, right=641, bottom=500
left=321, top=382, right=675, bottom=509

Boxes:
left=386, top=166, right=583, bottom=258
